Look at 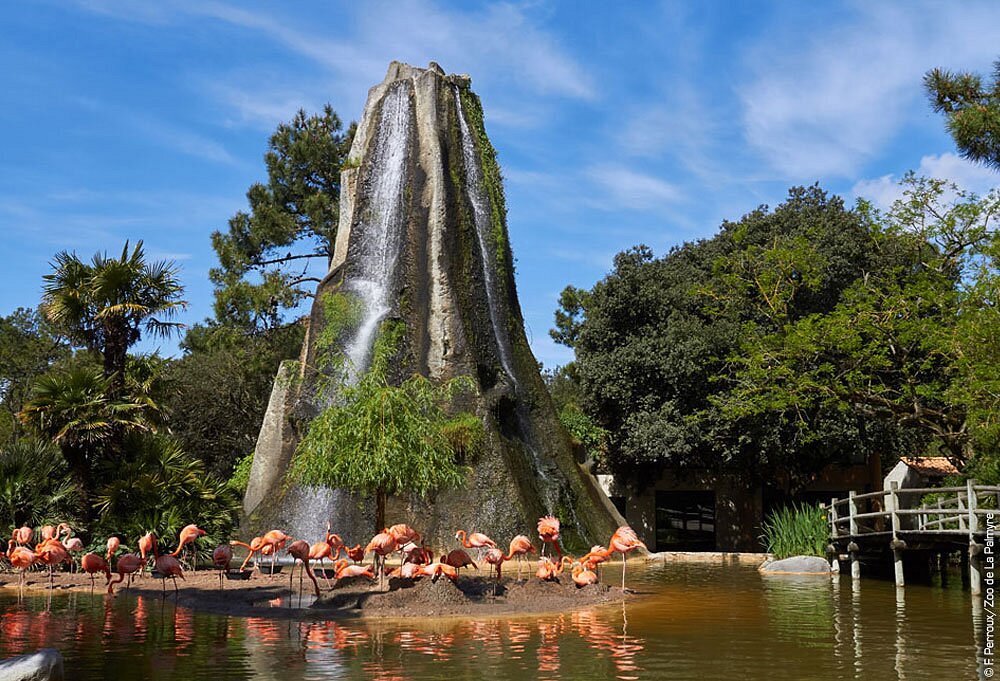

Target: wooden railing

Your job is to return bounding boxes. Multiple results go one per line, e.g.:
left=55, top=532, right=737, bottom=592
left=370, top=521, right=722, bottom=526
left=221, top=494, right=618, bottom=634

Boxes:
left=825, top=479, right=999, bottom=592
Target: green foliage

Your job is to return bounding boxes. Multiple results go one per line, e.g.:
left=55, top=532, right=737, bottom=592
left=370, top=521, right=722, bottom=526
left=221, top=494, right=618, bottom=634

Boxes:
left=93, top=434, right=240, bottom=548
left=721, top=176, right=1000, bottom=465
left=293, top=321, right=477, bottom=529
left=0, top=438, right=80, bottom=532
left=557, top=186, right=920, bottom=485
left=228, top=451, right=255, bottom=494
left=314, top=289, right=364, bottom=377
left=210, top=106, right=355, bottom=330
left=558, top=403, right=608, bottom=463
left=925, top=59, right=1000, bottom=170
left=40, top=241, right=186, bottom=392
left=458, top=85, right=511, bottom=274
left=163, top=322, right=304, bottom=477
left=0, top=308, right=71, bottom=444
left=760, top=503, right=828, bottom=559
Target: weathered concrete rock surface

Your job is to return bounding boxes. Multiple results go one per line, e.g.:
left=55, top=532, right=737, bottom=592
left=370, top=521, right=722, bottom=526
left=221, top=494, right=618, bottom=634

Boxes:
left=759, top=556, right=831, bottom=574
left=243, top=61, right=624, bottom=550
left=0, top=649, right=64, bottom=681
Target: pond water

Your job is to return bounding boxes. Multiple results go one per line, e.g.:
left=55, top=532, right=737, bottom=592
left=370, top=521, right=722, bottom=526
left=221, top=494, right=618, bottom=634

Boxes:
left=0, top=562, right=981, bottom=680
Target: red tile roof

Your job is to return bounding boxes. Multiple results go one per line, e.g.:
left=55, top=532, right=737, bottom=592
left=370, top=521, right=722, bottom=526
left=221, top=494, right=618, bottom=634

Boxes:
left=899, top=457, right=959, bottom=477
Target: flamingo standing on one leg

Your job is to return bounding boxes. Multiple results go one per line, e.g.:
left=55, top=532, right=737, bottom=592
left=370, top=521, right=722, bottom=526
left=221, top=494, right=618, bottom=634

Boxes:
left=285, top=540, right=320, bottom=598
left=537, top=516, right=562, bottom=559
left=484, top=548, right=504, bottom=597
left=609, top=525, right=647, bottom=593
left=107, top=554, right=143, bottom=595
left=81, top=553, right=111, bottom=592
left=170, top=524, right=206, bottom=571
left=454, top=530, right=496, bottom=561
left=7, top=541, right=36, bottom=591
left=505, top=535, right=535, bottom=580
left=212, top=544, right=233, bottom=590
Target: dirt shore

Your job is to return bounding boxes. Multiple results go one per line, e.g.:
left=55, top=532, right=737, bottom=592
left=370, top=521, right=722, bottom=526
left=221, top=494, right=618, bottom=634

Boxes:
left=0, top=563, right=635, bottom=620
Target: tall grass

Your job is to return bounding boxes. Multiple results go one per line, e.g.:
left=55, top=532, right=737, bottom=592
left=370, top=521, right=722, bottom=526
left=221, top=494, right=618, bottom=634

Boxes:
left=760, top=503, right=828, bottom=559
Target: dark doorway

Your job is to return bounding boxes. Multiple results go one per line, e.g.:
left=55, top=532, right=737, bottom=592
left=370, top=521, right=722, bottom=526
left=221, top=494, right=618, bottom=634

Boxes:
left=655, top=491, right=716, bottom=551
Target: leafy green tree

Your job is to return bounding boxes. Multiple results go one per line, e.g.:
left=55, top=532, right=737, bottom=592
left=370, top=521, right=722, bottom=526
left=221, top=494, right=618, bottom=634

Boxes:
left=162, top=322, right=304, bottom=477
left=40, top=241, right=186, bottom=396
left=211, top=106, right=354, bottom=330
left=555, top=186, right=926, bottom=487
left=925, top=59, right=1000, bottom=170
left=293, top=323, right=478, bottom=532
left=0, top=308, right=70, bottom=444
left=719, top=176, right=1000, bottom=466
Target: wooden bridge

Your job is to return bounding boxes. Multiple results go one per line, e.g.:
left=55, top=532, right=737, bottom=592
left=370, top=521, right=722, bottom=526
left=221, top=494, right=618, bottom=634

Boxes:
left=825, top=480, right=998, bottom=593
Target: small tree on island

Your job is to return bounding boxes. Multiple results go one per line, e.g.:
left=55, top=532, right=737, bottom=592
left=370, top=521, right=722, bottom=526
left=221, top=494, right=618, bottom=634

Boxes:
left=292, top=322, right=481, bottom=533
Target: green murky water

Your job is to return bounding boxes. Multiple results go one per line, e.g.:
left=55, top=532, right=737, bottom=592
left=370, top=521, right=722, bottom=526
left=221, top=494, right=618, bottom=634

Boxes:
left=0, top=563, right=981, bottom=679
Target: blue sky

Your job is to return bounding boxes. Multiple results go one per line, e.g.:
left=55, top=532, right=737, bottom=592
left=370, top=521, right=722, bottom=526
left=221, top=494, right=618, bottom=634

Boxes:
left=2, top=1, right=999, bottom=368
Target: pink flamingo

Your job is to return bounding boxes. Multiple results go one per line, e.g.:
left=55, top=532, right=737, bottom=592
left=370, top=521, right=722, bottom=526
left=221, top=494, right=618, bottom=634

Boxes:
left=11, top=526, right=33, bottom=547
left=572, top=563, right=599, bottom=588
left=260, top=530, right=291, bottom=576
left=365, top=530, right=398, bottom=586
left=309, top=542, right=336, bottom=589
left=419, top=562, right=459, bottom=583
left=537, top=516, right=562, bottom=558
left=333, top=559, right=376, bottom=583
left=154, top=540, right=184, bottom=597
left=35, top=539, right=71, bottom=589
left=505, top=535, right=535, bottom=580
left=138, top=532, right=156, bottom=574
left=106, top=536, right=121, bottom=562
left=609, top=525, right=647, bottom=592
left=108, top=554, right=143, bottom=595
left=212, top=544, right=233, bottom=589
left=441, top=549, right=478, bottom=576
left=170, top=524, right=206, bottom=570
left=285, top=539, right=320, bottom=598
left=7, top=541, right=36, bottom=590
left=81, top=553, right=111, bottom=591
left=454, top=529, right=496, bottom=560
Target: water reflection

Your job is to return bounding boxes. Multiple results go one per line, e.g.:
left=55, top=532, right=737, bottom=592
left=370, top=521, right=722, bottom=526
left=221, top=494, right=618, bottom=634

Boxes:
left=0, top=564, right=983, bottom=680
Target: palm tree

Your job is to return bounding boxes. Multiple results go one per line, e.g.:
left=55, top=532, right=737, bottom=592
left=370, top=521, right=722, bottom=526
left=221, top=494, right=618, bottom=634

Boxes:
left=19, top=366, right=158, bottom=517
left=40, top=241, right=186, bottom=395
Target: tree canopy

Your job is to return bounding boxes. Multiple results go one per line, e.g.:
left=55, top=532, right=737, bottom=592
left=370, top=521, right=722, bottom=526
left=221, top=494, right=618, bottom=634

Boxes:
left=554, top=185, right=930, bottom=488
left=925, top=59, right=1000, bottom=170
left=210, top=106, right=355, bottom=330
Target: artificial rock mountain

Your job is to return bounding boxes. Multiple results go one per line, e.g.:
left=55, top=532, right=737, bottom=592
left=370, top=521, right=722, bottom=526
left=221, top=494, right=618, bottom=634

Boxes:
left=242, top=62, right=623, bottom=550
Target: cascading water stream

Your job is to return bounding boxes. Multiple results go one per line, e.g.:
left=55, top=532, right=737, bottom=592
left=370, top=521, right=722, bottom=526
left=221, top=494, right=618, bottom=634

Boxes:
left=455, top=88, right=567, bottom=516
left=285, top=82, right=413, bottom=545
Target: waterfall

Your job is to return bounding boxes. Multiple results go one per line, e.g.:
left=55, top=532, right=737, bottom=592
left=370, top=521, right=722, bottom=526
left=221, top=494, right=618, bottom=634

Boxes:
left=455, top=88, right=565, bottom=514
left=285, top=81, right=413, bottom=544
left=454, top=89, right=518, bottom=389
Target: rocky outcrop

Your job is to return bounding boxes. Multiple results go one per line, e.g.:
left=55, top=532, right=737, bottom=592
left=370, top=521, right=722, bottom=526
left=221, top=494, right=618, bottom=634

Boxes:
left=758, top=556, right=832, bottom=575
left=243, top=61, right=623, bottom=550
left=0, top=649, right=64, bottom=681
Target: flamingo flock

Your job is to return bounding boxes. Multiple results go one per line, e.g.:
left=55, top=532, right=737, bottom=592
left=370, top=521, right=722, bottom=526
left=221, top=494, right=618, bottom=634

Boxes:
left=1, top=518, right=648, bottom=598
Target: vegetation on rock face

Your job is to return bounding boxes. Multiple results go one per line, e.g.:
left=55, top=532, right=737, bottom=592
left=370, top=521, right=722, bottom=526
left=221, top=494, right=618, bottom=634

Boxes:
left=760, top=503, right=828, bottom=559
left=925, top=58, right=1000, bottom=170
left=293, top=321, right=479, bottom=532
left=211, top=106, right=355, bottom=331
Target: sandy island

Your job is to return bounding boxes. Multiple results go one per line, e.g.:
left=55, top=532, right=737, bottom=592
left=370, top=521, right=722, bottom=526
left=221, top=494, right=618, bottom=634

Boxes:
left=0, top=563, right=636, bottom=620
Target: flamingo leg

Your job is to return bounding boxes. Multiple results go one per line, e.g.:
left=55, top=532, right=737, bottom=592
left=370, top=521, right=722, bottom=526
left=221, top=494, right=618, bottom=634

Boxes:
left=621, top=552, right=626, bottom=592
left=160, top=575, right=166, bottom=598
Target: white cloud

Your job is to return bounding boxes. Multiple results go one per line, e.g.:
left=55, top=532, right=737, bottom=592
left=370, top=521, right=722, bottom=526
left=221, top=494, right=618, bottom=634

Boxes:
left=851, top=153, right=999, bottom=209
left=739, top=2, right=1000, bottom=179
left=585, top=164, right=681, bottom=210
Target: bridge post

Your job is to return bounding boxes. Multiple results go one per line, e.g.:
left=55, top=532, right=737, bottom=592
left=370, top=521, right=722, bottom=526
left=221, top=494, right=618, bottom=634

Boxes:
left=968, top=479, right=982, bottom=596
left=848, top=491, right=861, bottom=579
left=958, top=488, right=967, bottom=532
left=890, top=481, right=905, bottom=587
left=828, top=498, right=840, bottom=573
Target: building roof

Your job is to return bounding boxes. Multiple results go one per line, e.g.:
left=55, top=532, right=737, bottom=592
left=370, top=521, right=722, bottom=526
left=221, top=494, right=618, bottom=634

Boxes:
left=899, top=457, right=959, bottom=477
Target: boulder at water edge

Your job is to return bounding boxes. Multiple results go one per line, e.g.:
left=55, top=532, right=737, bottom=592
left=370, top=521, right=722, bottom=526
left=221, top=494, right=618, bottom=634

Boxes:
left=759, top=556, right=832, bottom=575
left=0, top=649, right=64, bottom=681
